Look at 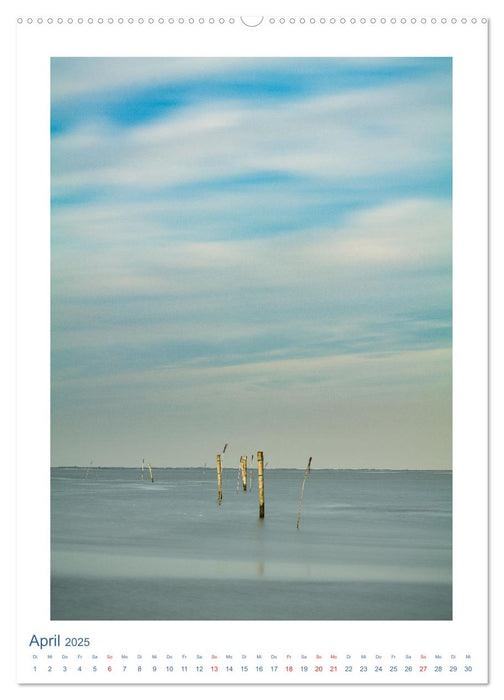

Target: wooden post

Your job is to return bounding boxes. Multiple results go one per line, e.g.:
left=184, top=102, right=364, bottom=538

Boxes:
left=241, top=456, right=247, bottom=491
left=216, top=454, right=223, bottom=504
left=296, top=457, right=312, bottom=529
left=147, top=462, right=154, bottom=483
left=257, top=451, right=265, bottom=518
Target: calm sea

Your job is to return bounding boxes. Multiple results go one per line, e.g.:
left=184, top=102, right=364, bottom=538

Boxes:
left=51, top=466, right=452, bottom=620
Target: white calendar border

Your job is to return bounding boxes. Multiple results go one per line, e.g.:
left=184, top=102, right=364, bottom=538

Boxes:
left=12, top=0, right=489, bottom=690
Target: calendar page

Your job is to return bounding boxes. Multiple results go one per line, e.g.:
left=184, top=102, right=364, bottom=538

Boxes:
left=13, top=0, right=490, bottom=692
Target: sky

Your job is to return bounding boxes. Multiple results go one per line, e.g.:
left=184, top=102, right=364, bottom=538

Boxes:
left=51, top=57, right=452, bottom=469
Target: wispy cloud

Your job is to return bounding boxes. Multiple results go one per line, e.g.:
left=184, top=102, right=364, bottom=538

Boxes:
left=52, top=73, right=451, bottom=196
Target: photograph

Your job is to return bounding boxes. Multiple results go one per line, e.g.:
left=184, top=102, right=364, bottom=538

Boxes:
left=50, top=56, right=452, bottom=621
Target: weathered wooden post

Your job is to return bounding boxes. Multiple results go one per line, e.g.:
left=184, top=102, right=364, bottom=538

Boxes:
left=241, top=456, right=247, bottom=491
left=296, top=456, right=312, bottom=529
left=147, top=462, right=154, bottom=483
left=257, top=451, right=265, bottom=518
left=216, top=454, right=223, bottom=504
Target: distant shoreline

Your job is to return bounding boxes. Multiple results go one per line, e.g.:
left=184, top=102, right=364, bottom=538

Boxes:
left=51, top=465, right=452, bottom=472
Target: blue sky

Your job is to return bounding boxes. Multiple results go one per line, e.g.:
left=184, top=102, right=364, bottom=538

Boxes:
left=51, top=58, right=452, bottom=469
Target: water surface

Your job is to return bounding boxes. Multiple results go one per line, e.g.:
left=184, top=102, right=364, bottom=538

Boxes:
left=51, top=467, right=452, bottom=620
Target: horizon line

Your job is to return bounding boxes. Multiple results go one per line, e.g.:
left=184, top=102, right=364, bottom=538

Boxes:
left=51, top=465, right=452, bottom=472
